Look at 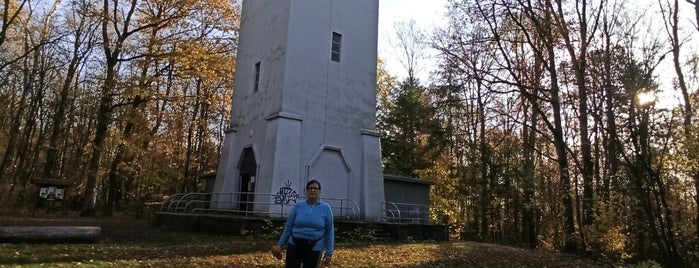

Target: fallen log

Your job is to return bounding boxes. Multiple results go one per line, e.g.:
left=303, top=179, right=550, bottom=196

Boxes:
left=0, top=226, right=101, bottom=243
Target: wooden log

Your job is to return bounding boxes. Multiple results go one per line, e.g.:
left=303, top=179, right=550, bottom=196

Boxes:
left=0, top=226, right=101, bottom=243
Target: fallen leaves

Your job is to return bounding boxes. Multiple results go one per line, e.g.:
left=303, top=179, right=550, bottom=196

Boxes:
left=0, top=216, right=614, bottom=267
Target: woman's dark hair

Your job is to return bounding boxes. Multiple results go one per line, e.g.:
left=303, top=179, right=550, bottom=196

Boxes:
left=306, top=179, right=321, bottom=191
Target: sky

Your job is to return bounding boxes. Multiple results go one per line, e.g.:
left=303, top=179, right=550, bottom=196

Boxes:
left=378, top=0, right=448, bottom=83
left=377, top=0, right=697, bottom=108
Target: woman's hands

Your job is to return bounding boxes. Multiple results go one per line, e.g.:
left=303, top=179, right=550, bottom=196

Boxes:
left=271, top=245, right=282, bottom=260
left=271, top=244, right=332, bottom=265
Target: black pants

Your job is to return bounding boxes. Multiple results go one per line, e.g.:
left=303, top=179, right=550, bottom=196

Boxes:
left=285, top=244, right=322, bottom=268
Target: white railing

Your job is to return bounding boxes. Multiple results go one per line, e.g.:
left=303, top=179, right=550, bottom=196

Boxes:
left=160, top=192, right=360, bottom=220
left=381, top=202, right=432, bottom=224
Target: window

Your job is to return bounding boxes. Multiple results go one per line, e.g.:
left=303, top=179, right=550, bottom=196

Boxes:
left=331, top=32, right=342, bottom=62
left=254, top=62, right=261, bottom=91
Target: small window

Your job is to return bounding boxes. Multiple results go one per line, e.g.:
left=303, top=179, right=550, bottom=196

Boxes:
left=254, top=62, right=261, bottom=91
left=331, top=32, right=342, bottom=62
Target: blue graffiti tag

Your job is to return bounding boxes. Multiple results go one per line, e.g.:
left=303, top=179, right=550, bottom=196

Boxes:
left=273, top=180, right=299, bottom=205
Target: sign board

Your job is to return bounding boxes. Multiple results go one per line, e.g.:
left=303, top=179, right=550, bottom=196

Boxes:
left=39, top=187, right=64, bottom=200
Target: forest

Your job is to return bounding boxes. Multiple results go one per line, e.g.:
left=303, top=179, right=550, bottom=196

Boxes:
left=0, top=0, right=697, bottom=267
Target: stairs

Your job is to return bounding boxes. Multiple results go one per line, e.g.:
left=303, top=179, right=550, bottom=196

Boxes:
left=362, top=223, right=395, bottom=241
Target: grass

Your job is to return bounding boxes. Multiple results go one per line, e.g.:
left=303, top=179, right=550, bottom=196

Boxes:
left=0, top=215, right=613, bottom=267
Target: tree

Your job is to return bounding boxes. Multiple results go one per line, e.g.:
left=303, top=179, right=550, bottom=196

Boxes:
left=664, top=0, right=699, bottom=240
left=0, top=0, right=237, bottom=217
left=82, top=0, right=240, bottom=216
left=0, top=0, right=62, bottom=202
left=379, top=78, right=439, bottom=176
left=555, top=0, right=603, bottom=235
left=82, top=0, right=200, bottom=215
left=390, top=19, right=427, bottom=81
left=473, top=0, right=579, bottom=252
left=42, top=0, right=99, bottom=181
left=0, top=0, right=28, bottom=71
left=379, top=19, right=441, bottom=177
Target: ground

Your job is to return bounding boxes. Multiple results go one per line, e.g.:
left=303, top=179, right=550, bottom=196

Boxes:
left=0, top=213, right=617, bottom=267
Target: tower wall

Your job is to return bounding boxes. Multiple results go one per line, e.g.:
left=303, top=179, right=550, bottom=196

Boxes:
left=214, top=0, right=384, bottom=221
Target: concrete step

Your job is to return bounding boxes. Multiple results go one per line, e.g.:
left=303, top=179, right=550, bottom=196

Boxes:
left=363, top=223, right=394, bottom=240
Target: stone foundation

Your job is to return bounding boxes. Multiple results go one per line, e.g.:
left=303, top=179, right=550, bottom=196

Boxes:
left=154, top=212, right=447, bottom=241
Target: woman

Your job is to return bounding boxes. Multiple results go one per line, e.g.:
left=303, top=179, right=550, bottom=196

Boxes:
left=272, top=179, right=334, bottom=267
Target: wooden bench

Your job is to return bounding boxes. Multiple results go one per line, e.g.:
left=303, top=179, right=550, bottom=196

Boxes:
left=0, top=226, right=101, bottom=243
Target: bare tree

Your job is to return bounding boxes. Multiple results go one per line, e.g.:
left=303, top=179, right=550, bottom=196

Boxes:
left=688, top=0, right=699, bottom=31
left=390, top=19, right=427, bottom=81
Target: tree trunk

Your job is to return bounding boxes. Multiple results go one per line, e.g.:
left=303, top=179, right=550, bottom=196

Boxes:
left=104, top=96, right=144, bottom=216
left=43, top=13, right=90, bottom=179
left=546, top=42, right=578, bottom=254
left=673, top=0, right=699, bottom=247
left=0, top=48, right=32, bottom=200
left=476, top=79, right=491, bottom=241
left=82, top=0, right=132, bottom=217
left=601, top=16, right=619, bottom=201
left=81, top=89, right=113, bottom=216
left=522, top=87, right=540, bottom=248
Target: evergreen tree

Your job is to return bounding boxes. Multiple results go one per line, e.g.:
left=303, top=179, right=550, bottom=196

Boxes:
left=378, top=77, right=440, bottom=177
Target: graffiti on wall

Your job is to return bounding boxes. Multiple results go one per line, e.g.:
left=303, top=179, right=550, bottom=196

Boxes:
left=273, top=180, right=299, bottom=205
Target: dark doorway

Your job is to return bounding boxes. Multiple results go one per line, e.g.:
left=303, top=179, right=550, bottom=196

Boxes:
left=238, top=148, right=257, bottom=212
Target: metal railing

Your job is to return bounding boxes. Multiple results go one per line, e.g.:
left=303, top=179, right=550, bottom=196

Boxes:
left=381, top=202, right=432, bottom=224
left=160, top=192, right=360, bottom=220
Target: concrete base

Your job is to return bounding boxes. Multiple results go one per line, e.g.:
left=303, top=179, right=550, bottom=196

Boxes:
left=0, top=226, right=101, bottom=243
left=154, top=212, right=448, bottom=241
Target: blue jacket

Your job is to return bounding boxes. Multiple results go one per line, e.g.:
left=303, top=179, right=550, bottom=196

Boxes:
left=277, top=199, right=335, bottom=256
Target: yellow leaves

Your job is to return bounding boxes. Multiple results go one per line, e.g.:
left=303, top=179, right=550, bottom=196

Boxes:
left=169, top=39, right=236, bottom=80
left=323, top=243, right=441, bottom=267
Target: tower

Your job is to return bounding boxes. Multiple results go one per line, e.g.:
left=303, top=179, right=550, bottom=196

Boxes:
left=213, top=0, right=385, bottom=221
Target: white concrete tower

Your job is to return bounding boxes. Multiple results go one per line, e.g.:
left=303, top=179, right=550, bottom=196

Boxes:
left=213, top=0, right=385, bottom=221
